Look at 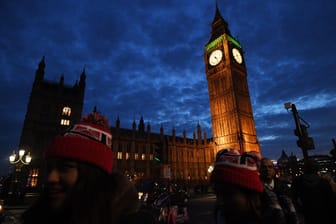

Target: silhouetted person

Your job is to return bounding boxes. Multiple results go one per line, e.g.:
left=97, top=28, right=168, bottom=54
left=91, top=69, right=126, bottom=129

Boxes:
left=211, top=149, right=296, bottom=224
left=291, top=159, right=334, bottom=224
left=260, top=158, right=299, bottom=224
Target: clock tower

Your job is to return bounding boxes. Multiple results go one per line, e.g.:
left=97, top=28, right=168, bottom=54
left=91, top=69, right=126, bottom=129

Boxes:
left=204, top=4, right=260, bottom=153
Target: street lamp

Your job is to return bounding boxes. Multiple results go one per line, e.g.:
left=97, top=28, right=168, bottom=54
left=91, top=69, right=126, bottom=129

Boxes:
left=9, top=149, right=32, bottom=171
left=7, top=149, right=32, bottom=202
left=284, top=102, right=315, bottom=160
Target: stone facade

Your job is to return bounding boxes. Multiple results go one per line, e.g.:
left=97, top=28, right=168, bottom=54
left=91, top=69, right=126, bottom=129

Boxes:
left=111, top=117, right=215, bottom=186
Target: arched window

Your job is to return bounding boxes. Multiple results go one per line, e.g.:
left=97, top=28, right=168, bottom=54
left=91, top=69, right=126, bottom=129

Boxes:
left=62, top=107, right=71, bottom=116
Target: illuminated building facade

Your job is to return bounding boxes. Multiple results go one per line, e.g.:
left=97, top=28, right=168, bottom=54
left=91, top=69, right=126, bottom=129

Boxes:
left=19, top=57, right=85, bottom=187
left=111, top=4, right=261, bottom=185
left=204, top=5, right=260, bottom=154
left=277, top=151, right=336, bottom=179
left=111, top=117, right=215, bottom=185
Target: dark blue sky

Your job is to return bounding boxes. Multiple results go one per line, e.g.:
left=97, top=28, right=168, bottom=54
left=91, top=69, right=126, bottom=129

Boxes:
left=1, top=0, right=336, bottom=174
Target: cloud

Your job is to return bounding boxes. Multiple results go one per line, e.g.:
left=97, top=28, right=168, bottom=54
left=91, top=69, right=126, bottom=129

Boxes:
left=1, top=0, right=336, bottom=174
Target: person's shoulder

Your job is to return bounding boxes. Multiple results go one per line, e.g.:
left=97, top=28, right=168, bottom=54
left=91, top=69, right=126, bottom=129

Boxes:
left=274, top=178, right=291, bottom=192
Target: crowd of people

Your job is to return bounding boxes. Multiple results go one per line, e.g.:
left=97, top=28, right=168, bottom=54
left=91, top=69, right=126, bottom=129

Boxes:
left=210, top=148, right=336, bottom=224
left=10, top=109, right=335, bottom=224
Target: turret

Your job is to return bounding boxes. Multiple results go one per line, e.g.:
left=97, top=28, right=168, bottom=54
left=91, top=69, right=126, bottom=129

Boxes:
left=146, top=122, right=151, bottom=133
left=132, top=119, right=136, bottom=131
left=197, top=122, right=202, bottom=143
left=160, top=124, right=164, bottom=136
left=34, top=56, right=45, bottom=83
left=79, top=66, right=86, bottom=89
left=138, top=116, right=145, bottom=132
left=116, top=115, right=120, bottom=129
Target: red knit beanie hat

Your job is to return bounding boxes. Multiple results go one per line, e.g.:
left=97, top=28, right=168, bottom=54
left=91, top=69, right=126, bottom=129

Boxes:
left=210, top=148, right=263, bottom=193
left=46, top=109, right=114, bottom=174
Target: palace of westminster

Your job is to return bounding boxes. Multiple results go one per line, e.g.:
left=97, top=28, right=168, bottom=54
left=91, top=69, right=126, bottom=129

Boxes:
left=18, top=5, right=262, bottom=188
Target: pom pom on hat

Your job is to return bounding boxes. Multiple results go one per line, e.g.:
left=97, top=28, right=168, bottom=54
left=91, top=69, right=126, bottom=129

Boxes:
left=210, top=149, right=264, bottom=193
left=46, top=108, right=114, bottom=174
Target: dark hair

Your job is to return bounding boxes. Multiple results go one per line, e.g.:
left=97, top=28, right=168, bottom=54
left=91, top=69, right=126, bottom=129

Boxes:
left=214, top=183, right=262, bottom=223
left=22, top=162, right=138, bottom=224
left=239, top=187, right=262, bottom=223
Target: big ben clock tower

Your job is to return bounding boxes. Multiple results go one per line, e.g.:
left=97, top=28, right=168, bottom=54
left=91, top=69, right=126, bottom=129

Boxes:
left=204, top=4, right=260, bottom=153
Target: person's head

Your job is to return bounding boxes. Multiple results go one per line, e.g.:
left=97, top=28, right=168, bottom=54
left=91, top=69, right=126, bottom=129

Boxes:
left=44, top=110, right=114, bottom=212
left=303, top=159, right=319, bottom=175
left=210, top=149, right=263, bottom=223
left=259, top=158, right=276, bottom=184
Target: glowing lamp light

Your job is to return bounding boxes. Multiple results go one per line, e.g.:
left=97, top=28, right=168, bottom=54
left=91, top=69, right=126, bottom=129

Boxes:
left=9, top=154, right=16, bottom=162
left=25, top=153, right=32, bottom=163
left=19, top=149, right=25, bottom=157
left=208, top=165, right=214, bottom=173
left=9, top=149, right=32, bottom=165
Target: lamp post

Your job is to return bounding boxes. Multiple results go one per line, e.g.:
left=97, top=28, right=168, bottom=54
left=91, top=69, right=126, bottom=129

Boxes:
left=284, top=103, right=315, bottom=161
left=8, top=149, right=32, bottom=203
left=9, top=149, right=32, bottom=171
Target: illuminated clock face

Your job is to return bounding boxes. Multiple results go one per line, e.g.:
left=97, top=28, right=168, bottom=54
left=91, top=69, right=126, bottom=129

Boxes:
left=232, top=48, right=243, bottom=64
left=209, top=49, right=223, bottom=66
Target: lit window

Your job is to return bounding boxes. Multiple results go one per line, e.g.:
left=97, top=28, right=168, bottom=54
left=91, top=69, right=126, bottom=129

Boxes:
left=126, top=153, right=129, bottom=160
left=27, top=168, right=39, bottom=187
left=141, top=153, right=146, bottom=160
left=135, top=154, right=139, bottom=160
left=150, top=154, right=153, bottom=160
left=62, top=107, right=71, bottom=116
left=117, top=152, right=122, bottom=160
left=60, top=119, right=70, bottom=126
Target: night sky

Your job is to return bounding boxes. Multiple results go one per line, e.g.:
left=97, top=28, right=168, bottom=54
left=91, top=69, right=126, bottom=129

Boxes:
left=1, top=0, right=336, bottom=174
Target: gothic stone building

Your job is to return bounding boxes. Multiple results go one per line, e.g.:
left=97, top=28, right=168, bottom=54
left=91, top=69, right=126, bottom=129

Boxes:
left=111, top=4, right=261, bottom=185
left=111, top=116, right=215, bottom=186
left=19, top=56, right=85, bottom=187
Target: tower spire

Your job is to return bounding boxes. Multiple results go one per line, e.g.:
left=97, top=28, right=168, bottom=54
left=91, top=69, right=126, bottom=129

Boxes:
left=34, top=56, right=45, bottom=83
left=79, top=65, right=86, bottom=88
left=208, top=1, right=231, bottom=44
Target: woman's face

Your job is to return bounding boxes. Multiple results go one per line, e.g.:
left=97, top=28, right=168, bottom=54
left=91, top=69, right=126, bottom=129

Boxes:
left=45, top=158, right=79, bottom=211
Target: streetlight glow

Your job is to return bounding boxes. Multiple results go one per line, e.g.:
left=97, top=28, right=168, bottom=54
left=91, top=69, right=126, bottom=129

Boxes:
left=9, top=149, right=32, bottom=165
left=19, top=149, right=25, bottom=157
left=208, top=165, right=214, bottom=173
left=9, top=154, right=16, bottom=162
left=25, top=153, right=32, bottom=163
left=8, top=149, right=33, bottom=198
